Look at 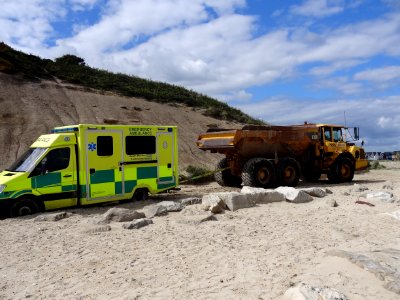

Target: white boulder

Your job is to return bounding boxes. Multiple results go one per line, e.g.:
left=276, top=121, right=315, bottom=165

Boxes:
left=241, top=186, right=285, bottom=203
left=219, top=192, right=255, bottom=211
left=123, top=218, right=153, bottom=229
left=202, top=194, right=226, bottom=213
left=98, top=208, right=145, bottom=224
left=299, top=187, right=327, bottom=198
left=364, top=191, right=396, bottom=203
left=275, top=186, right=313, bottom=203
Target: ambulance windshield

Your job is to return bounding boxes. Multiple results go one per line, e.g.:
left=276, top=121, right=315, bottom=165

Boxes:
left=7, top=148, right=47, bottom=172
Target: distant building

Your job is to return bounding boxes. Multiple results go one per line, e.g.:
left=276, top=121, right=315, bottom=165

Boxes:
left=366, top=151, right=400, bottom=160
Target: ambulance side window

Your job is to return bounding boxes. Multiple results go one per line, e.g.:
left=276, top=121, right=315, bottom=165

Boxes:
left=32, top=147, right=70, bottom=176
left=126, top=136, right=156, bottom=155
left=97, top=136, right=113, bottom=156
left=45, top=148, right=70, bottom=172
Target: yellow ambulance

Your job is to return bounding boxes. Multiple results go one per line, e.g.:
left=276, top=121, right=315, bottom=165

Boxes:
left=0, top=124, right=178, bottom=217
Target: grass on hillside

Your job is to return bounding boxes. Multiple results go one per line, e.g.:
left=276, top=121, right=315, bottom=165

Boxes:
left=0, top=43, right=264, bottom=125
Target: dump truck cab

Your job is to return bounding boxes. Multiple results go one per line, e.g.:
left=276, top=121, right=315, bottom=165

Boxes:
left=318, top=124, right=367, bottom=174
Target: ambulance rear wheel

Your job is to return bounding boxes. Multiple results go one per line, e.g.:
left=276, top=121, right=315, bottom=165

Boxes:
left=133, top=188, right=149, bottom=201
left=10, top=198, right=40, bottom=218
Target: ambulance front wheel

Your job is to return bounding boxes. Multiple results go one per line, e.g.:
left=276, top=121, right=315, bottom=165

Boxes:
left=133, top=188, right=149, bottom=201
left=10, top=198, right=40, bottom=217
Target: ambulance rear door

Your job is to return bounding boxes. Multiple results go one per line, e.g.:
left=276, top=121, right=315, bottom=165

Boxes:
left=85, top=129, right=124, bottom=200
left=156, top=130, right=175, bottom=186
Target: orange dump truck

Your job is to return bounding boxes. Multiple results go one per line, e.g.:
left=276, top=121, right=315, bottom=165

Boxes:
left=196, top=123, right=368, bottom=188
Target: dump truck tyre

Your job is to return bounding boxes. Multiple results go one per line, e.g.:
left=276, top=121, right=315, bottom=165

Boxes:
left=242, top=158, right=276, bottom=188
left=215, top=158, right=242, bottom=187
left=328, top=158, right=354, bottom=183
left=337, top=158, right=354, bottom=182
left=278, top=158, right=300, bottom=187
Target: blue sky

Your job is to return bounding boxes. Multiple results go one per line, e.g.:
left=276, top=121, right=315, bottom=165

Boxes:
left=1, top=0, right=400, bottom=152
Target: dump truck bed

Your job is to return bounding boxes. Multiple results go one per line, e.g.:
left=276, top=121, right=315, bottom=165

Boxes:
left=197, top=124, right=320, bottom=158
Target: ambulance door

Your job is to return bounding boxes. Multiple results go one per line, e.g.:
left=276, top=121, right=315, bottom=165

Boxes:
left=85, top=130, right=124, bottom=200
left=30, top=146, right=77, bottom=209
left=156, top=131, right=175, bottom=184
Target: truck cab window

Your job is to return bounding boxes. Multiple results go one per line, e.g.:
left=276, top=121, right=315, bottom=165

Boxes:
left=33, top=147, right=70, bottom=175
left=324, top=128, right=331, bottom=141
left=333, top=128, right=342, bottom=142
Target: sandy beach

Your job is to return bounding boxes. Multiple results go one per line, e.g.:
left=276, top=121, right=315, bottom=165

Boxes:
left=1, top=162, right=399, bottom=299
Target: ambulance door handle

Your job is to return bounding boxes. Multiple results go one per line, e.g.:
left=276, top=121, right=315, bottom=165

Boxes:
left=90, top=168, right=96, bottom=174
left=167, top=163, right=171, bottom=168
left=63, top=174, right=72, bottom=178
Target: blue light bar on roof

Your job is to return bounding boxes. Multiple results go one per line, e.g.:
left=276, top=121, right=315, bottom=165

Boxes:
left=51, top=127, right=79, bottom=133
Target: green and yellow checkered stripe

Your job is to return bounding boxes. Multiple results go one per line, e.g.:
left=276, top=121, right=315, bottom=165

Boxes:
left=86, top=166, right=176, bottom=198
left=0, top=167, right=176, bottom=201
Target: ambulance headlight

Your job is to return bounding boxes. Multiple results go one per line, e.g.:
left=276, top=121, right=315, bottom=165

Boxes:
left=0, top=185, right=6, bottom=193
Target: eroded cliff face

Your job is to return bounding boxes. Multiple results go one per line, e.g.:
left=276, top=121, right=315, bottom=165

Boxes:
left=0, top=73, right=235, bottom=171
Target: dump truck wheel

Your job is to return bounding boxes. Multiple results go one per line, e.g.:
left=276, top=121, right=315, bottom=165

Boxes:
left=215, top=158, right=242, bottom=187
left=242, top=158, right=276, bottom=188
left=328, top=158, right=354, bottom=183
left=337, top=158, right=354, bottom=182
left=10, top=198, right=40, bottom=217
left=133, top=188, right=149, bottom=201
left=278, top=158, right=300, bottom=187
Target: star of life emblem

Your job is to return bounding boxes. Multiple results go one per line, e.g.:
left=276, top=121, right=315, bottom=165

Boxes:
left=88, top=142, right=97, bottom=151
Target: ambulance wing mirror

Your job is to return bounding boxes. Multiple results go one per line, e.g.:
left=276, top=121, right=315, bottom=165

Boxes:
left=354, top=127, right=359, bottom=140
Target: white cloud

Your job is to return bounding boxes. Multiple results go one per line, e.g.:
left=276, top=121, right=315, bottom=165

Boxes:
left=290, top=0, right=344, bottom=18
left=313, top=76, right=364, bottom=94
left=298, top=14, right=400, bottom=63
left=67, top=9, right=400, bottom=97
left=69, top=0, right=100, bottom=11
left=0, top=0, right=66, bottom=49
left=2, top=0, right=400, bottom=99
left=309, top=59, right=365, bottom=76
left=377, top=116, right=392, bottom=128
left=56, top=0, right=245, bottom=56
left=354, top=66, right=400, bottom=82
left=203, top=0, right=246, bottom=15
left=217, top=90, right=253, bottom=102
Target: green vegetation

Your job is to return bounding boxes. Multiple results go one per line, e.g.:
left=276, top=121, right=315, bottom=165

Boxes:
left=0, top=42, right=264, bottom=125
left=368, top=161, right=386, bottom=170
left=179, top=165, right=215, bottom=184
